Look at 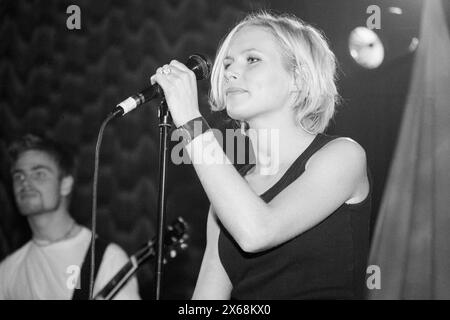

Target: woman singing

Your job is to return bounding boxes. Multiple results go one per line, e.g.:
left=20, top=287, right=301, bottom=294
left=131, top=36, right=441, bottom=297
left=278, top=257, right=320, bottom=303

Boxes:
left=151, top=11, right=371, bottom=299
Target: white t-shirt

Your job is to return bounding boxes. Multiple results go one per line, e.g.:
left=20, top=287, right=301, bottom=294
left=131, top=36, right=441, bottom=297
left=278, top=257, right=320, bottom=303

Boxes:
left=0, top=227, right=140, bottom=300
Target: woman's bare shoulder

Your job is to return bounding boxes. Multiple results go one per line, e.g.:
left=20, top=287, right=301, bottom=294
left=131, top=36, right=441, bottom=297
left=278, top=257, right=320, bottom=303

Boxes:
left=306, top=137, right=367, bottom=172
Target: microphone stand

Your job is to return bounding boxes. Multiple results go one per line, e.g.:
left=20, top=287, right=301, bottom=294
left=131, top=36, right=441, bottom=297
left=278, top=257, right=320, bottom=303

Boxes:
left=154, top=97, right=171, bottom=300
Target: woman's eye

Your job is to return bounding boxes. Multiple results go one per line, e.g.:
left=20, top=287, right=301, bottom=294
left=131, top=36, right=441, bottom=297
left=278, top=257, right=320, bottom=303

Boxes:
left=247, top=57, right=260, bottom=64
left=223, top=60, right=232, bottom=70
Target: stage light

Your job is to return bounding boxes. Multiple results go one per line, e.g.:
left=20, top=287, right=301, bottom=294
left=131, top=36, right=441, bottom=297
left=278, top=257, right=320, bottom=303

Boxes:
left=348, top=26, right=385, bottom=69
left=388, top=7, right=403, bottom=15
left=409, top=37, right=419, bottom=52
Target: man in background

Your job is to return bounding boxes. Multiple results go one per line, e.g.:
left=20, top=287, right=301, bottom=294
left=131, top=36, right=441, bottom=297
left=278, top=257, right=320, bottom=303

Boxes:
left=0, top=134, right=140, bottom=300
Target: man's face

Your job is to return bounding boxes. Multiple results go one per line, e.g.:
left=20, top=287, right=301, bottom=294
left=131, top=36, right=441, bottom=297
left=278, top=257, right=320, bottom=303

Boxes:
left=11, top=150, right=65, bottom=216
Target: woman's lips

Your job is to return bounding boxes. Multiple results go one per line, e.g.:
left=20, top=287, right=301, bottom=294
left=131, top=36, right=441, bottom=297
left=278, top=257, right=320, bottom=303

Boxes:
left=226, top=87, right=248, bottom=96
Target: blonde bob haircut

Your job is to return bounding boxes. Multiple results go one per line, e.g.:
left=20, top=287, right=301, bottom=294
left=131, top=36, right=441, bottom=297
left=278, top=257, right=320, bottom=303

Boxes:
left=209, top=11, right=339, bottom=134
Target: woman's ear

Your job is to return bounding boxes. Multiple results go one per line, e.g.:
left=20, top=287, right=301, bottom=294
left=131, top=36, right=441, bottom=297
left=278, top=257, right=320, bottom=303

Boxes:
left=60, top=175, right=74, bottom=197
left=290, top=66, right=302, bottom=93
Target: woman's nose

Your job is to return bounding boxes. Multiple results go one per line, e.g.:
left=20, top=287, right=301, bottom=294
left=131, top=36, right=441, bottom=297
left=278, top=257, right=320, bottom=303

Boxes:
left=225, top=60, right=243, bottom=80
left=225, top=69, right=239, bottom=83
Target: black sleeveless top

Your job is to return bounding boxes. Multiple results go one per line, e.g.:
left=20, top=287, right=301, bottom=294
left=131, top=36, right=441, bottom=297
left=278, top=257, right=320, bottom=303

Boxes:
left=218, top=133, right=371, bottom=299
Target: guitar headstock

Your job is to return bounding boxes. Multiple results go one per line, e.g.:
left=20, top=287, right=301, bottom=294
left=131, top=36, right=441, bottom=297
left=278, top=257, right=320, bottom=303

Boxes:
left=163, top=217, right=189, bottom=263
left=132, top=217, right=189, bottom=266
left=94, top=217, right=189, bottom=300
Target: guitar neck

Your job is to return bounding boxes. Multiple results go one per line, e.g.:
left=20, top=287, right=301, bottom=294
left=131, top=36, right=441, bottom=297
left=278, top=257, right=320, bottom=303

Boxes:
left=93, top=217, right=188, bottom=300
left=94, top=241, right=156, bottom=300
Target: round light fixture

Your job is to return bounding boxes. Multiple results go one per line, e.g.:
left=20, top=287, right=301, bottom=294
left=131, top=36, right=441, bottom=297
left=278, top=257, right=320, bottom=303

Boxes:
left=349, top=27, right=385, bottom=69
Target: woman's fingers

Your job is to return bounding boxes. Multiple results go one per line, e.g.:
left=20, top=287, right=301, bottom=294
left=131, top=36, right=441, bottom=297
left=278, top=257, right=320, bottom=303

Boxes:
left=151, top=60, right=192, bottom=85
left=170, top=60, right=196, bottom=79
left=170, top=60, right=190, bottom=72
left=149, top=60, right=200, bottom=127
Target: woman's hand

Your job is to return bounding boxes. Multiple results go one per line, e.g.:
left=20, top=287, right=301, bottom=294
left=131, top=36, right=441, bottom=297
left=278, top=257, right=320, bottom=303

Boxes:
left=150, top=60, right=202, bottom=127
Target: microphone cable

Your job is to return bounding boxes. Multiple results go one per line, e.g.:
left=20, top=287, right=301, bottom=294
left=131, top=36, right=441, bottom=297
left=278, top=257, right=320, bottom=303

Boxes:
left=87, top=53, right=210, bottom=299
left=88, top=108, right=122, bottom=300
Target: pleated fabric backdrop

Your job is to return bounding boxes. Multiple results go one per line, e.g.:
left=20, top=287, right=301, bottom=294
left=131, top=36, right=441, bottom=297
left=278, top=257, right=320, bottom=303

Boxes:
left=0, top=0, right=256, bottom=299
left=368, top=0, right=450, bottom=299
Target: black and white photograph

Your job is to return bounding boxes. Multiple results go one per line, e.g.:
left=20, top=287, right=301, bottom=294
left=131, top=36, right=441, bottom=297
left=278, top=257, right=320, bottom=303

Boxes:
left=0, top=0, right=449, bottom=306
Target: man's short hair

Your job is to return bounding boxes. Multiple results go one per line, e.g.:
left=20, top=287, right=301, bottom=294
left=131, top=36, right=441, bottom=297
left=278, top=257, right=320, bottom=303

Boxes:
left=8, top=134, right=76, bottom=178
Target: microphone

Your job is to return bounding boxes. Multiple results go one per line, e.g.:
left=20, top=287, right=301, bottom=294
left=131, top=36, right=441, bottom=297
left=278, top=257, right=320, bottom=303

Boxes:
left=113, top=54, right=211, bottom=116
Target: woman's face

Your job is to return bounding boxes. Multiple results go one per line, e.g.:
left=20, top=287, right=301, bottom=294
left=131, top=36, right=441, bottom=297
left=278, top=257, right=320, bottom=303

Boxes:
left=223, top=25, right=296, bottom=123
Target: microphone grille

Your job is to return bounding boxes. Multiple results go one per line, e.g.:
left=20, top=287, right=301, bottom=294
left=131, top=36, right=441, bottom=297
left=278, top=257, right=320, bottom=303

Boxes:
left=186, top=54, right=212, bottom=80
